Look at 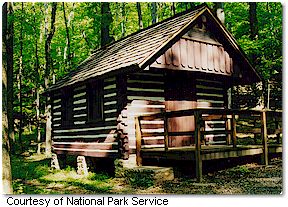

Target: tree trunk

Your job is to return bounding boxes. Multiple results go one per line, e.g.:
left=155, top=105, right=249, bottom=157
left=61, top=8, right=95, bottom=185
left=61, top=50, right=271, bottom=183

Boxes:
left=151, top=2, right=158, bottom=24
left=62, top=2, right=73, bottom=69
left=136, top=2, right=143, bottom=30
left=18, top=2, right=24, bottom=153
left=213, top=2, right=225, bottom=24
left=33, top=3, right=41, bottom=154
left=45, top=2, right=57, bottom=157
left=172, top=2, right=176, bottom=16
left=249, top=2, right=262, bottom=108
left=36, top=89, right=41, bottom=154
left=4, top=2, right=15, bottom=154
left=121, top=3, right=126, bottom=38
left=101, top=2, right=113, bottom=47
left=249, top=2, right=258, bottom=40
left=2, top=2, right=13, bottom=194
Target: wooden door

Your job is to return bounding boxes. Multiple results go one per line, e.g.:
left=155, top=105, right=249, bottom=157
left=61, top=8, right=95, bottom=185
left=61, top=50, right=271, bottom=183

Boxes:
left=165, top=71, right=197, bottom=147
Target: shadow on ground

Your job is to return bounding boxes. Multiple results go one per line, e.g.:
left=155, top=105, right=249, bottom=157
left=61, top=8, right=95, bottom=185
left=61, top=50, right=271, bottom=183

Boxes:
left=11, top=153, right=282, bottom=194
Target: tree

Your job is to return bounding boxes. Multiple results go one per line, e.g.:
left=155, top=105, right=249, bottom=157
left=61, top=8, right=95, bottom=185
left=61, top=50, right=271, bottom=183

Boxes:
left=249, top=2, right=258, bottom=41
left=18, top=2, right=24, bottom=153
left=31, top=3, right=42, bottom=154
left=171, top=2, right=176, bottom=16
left=121, top=3, right=126, bottom=38
left=45, top=2, right=57, bottom=156
left=136, top=2, right=143, bottom=30
left=101, top=2, right=113, bottom=47
left=2, top=2, right=14, bottom=194
left=151, top=2, right=158, bottom=24
left=62, top=2, right=73, bottom=69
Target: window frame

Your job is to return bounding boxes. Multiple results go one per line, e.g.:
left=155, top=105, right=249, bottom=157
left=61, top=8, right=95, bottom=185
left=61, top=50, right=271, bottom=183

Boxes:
left=61, top=87, right=74, bottom=127
left=87, top=79, right=104, bottom=123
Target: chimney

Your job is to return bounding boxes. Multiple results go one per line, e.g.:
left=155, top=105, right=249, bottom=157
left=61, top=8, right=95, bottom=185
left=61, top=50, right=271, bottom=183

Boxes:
left=216, top=8, right=225, bottom=24
left=213, top=2, right=225, bottom=24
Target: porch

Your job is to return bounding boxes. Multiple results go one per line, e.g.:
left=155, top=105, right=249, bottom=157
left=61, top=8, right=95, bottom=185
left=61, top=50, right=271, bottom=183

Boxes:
left=135, top=108, right=282, bottom=181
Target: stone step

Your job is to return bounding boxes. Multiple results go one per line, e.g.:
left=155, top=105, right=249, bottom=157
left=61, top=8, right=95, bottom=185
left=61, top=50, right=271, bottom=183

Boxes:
left=115, top=155, right=174, bottom=185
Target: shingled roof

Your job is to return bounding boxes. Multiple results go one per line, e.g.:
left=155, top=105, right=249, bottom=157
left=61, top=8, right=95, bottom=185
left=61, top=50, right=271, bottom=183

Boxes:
left=47, top=4, right=260, bottom=93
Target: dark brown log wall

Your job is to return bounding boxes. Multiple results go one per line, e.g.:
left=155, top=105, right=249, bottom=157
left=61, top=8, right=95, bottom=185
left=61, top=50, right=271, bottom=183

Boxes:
left=122, top=70, right=166, bottom=151
left=51, top=76, right=119, bottom=158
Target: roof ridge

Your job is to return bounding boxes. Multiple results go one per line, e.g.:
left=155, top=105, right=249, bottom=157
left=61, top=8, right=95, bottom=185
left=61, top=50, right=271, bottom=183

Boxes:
left=75, top=4, right=206, bottom=73
left=76, top=4, right=207, bottom=71
left=91, top=3, right=207, bottom=54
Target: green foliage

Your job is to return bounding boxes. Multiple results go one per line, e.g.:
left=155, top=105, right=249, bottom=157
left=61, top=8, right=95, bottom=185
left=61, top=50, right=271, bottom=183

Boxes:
left=11, top=2, right=282, bottom=137
left=87, top=172, right=110, bottom=181
left=11, top=153, right=113, bottom=194
left=125, top=169, right=154, bottom=188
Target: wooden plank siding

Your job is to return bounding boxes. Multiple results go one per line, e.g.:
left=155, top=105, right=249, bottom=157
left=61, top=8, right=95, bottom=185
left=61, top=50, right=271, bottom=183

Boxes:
left=51, top=77, right=120, bottom=158
left=151, top=36, right=233, bottom=77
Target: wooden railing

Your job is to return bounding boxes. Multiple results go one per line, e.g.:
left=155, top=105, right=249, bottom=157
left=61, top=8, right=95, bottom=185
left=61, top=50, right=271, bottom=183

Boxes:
left=135, top=108, right=282, bottom=181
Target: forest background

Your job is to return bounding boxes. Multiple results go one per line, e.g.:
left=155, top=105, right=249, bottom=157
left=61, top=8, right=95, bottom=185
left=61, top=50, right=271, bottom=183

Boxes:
left=2, top=1, right=282, bottom=194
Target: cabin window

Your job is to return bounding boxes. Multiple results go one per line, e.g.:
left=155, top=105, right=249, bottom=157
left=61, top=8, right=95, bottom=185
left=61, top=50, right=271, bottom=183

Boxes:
left=61, top=88, right=74, bottom=126
left=87, top=80, right=104, bottom=122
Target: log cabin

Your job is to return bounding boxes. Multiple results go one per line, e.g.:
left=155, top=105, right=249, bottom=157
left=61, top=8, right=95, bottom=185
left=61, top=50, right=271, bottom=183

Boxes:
left=46, top=4, right=281, bottom=179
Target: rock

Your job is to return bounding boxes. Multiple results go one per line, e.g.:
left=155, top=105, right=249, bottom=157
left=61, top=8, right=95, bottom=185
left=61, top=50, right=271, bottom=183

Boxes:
left=114, top=155, right=174, bottom=186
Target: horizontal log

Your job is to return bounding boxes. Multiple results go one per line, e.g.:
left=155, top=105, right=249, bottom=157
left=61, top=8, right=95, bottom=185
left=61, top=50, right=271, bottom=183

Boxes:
left=140, top=123, right=164, bottom=129
left=53, top=126, right=117, bottom=134
left=196, top=84, right=224, bottom=91
left=104, top=77, right=116, bottom=83
left=104, top=104, right=117, bottom=110
left=127, top=82, right=165, bottom=90
left=104, top=92, right=117, bottom=98
left=104, top=83, right=116, bottom=90
left=127, top=96, right=165, bottom=101
left=103, top=88, right=118, bottom=95
left=53, top=142, right=118, bottom=150
left=127, top=91, right=164, bottom=98
left=53, top=133, right=116, bottom=139
left=104, top=100, right=117, bottom=106
left=142, top=144, right=165, bottom=149
left=196, top=78, right=224, bottom=86
left=104, top=112, right=118, bottom=118
left=53, top=148, right=119, bottom=158
left=201, top=115, right=227, bottom=121
left=143, top=138, right=165, bottom=146
left=73, top=109, right=88, bottom=115
left=74, top=85, right=86, bottom=92
left=237, top=128, right=261, bottom=134
left=141, top=132, right=165, bottom=137
left=104, top=95, right=118, bottom=102
left=168, top=131, right=194, bottom=136
left=202, top=130, right=230, bottom=135
left=73, top=106, right=87, bottom=111
left=128, top=74, right=164, bottom=82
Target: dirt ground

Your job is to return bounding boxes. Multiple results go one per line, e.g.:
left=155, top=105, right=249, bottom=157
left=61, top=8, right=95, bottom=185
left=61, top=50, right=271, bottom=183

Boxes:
left=110, top=157, right=282, bottom=194
left=12, top=154, right=282, bottom=194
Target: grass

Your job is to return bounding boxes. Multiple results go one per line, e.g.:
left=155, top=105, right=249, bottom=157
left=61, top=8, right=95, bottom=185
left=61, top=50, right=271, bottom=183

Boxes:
left=10, top=131, right=282, bottom=194
left=11, top=154, right=113, bottom=194
left=11, top=151, right=282, bottom=194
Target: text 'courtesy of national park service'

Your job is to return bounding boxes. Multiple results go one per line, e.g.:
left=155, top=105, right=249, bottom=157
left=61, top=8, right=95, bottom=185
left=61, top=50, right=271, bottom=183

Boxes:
left=6, top=196, right=169, bottom=207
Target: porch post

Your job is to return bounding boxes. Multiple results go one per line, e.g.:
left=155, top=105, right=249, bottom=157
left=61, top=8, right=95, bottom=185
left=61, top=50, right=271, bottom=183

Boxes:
left=226, top=116, right=231, bottom=145
left=231, top=112, right=237, bottom=148
left=194, top=110, right=202, bottom=182
left=163, top=114, right=169, bottom=151
left=135, top=117, right=143, bottom=166
left=261, top=110, right=268, bottom=165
